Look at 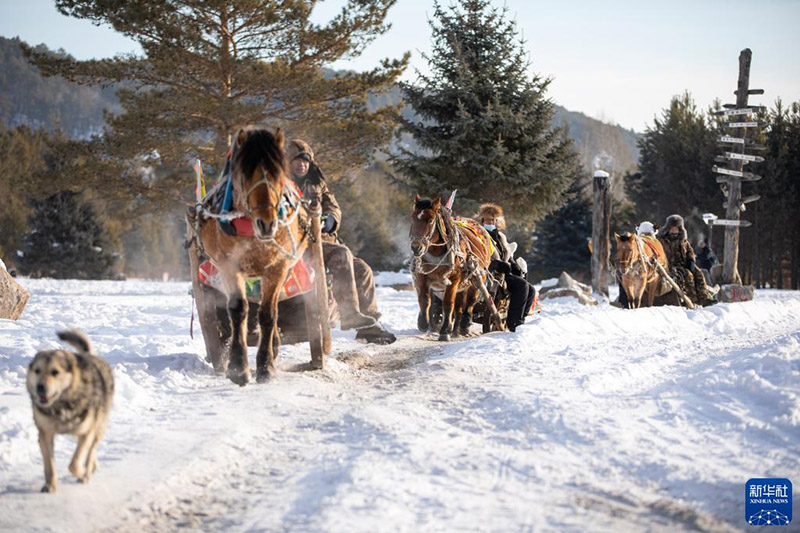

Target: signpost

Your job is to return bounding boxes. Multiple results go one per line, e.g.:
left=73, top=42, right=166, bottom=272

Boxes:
left=723, top=152, right=764, bottom=163
left=714, top=48, right=765, bottom=286
left=712, top=219, right=752, bottom=227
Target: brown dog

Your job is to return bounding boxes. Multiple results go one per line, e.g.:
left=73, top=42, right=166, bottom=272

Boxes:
left=26, top=330, right=114, bottom=493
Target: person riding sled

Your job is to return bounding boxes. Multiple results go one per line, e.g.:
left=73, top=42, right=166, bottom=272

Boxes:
left=476, top=203, right=536, bottom=332
left=286, top=139, right=396, bottom=344
left=658, top=214, right=716, bottom=307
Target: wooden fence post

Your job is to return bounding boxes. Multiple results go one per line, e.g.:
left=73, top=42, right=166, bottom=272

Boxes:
left=592, top=170, right=611, bottom=296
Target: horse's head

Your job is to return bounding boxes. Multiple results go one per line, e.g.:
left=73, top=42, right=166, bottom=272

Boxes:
left=410, top=194, right=441, bottom=257
left=615, top=232, right=638, bottom=274
left=232, top=126, right=288, bottom=241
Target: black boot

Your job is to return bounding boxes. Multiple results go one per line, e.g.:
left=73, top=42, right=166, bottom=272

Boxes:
left=355, top=324, right=397, bottom=345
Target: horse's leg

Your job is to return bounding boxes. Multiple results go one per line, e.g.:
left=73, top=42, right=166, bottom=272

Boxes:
left=622, top=278, right=634, bottom=309
left=224, top=271, right=250, bottom=386
left=646, top=273, right=659, bottom=307
left=414, top=273, right=430, bottom=332
left=256, top=271, right=284, bottom=383
left=636, top=276, right=649, bottom=309
left=439, top=277, right=458, bottom=341
left=459, top=287, right=479, bottom=337
left=452, top=291, right=464, bottom=338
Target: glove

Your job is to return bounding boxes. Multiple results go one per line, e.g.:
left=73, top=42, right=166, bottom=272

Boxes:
left=510, top=261, right=523, bottom=277
left=321, top=214, right=336, bottom=234
left=489, top=259, right=511, bottom=275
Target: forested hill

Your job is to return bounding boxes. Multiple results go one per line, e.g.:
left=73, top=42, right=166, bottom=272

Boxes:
left=1, top=37, right=638, bottom=173
left=0, top=37, right=120, bottom=138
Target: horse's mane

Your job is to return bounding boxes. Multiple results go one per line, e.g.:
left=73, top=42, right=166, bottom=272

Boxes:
left=233, top=128, right=287, bottom=187
left=618, top=232, right=633, bottom=242
left=415, top=198, right=435, bottom=211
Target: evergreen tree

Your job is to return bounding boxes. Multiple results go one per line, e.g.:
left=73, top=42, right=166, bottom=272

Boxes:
left=625, top=92, right=721, bottom=233
left=392, top=0, right=581, bottom=225
left=529, top=184, right=592, bottom=281
left=19, top=191, right=116, bottom=279
left=24, top=0, right=409, bottom=190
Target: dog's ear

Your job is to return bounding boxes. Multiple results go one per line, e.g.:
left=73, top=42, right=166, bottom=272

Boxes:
left=275, top=128, right=285, bottom=148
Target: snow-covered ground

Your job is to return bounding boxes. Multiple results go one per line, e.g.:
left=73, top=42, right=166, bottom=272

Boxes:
left=1, top=276, right=798, bottom=532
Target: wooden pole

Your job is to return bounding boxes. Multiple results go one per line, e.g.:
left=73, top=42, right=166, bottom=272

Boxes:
left=722, top=49, right=751, bottom=284
left=306, top=199, right=332, bottom=369
left=592, top=170, right=611, bottom=296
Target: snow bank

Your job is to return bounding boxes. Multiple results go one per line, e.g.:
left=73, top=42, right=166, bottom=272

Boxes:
left=0, top=277, right=798, bottom=532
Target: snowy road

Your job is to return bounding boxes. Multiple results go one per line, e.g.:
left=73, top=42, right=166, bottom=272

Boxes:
left=1, top=277, right=798, bottom=532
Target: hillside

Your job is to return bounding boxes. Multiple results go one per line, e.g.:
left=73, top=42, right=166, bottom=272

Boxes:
left=0, top=37, right=119, bottom=138
left=1, top=37, right=638, bottom=174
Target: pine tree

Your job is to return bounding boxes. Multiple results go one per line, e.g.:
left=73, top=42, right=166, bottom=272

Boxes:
left=19, top=191, right=116, bottom=279
left=625, top=92, right=721, bottom=233
left=23, top=0, right=409, bottom=190
left=392, top=0, right=581, bottom=225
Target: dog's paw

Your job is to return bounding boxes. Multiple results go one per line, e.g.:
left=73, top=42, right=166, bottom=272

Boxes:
left=40, top=483, right=56, bottom=493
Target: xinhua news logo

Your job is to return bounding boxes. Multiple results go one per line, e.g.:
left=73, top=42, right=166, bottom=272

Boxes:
left=745, top=478, right=792, bottom=526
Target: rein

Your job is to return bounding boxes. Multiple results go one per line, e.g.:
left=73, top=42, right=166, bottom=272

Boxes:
left=619, top=235, right=656, bottom=277
left=198, top=167, right=309, bottom=262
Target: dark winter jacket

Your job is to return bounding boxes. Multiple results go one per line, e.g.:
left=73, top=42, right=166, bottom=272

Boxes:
left=696, top=245, right=717, bottom=270
left=486, top=228, right=524, bottom=277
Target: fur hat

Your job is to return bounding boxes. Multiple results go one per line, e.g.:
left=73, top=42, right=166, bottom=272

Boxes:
left=662, top=214, right=687, bottom=240
left=636, top=221, right=656, bottom=236
left=286, top=139, right=314, bottom=162
left=476, top=203, right=506, bottom=230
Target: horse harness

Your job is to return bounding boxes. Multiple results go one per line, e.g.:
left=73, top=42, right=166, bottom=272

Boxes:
left=411, top=208, right=482, bottom=279
left=619, top=235, right=658, bottom=280
left=189, top=167, right=314, bottom=262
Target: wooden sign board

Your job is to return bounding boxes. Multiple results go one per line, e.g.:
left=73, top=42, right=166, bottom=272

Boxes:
left=735, top=89, right=764, bottom=95
left=712, top=108, right=762, bottom=117
left=718, top=135, right=744, bottom=144
left=716, top=174, right=762, bottom=183
left=724, top=152, right=765, bottom=163
left=726, top=121, right=764, bottom=128
left=712, top=219, right=752, bottom=227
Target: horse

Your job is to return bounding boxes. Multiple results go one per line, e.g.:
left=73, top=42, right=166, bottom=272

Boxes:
left=187, top=126, right=309, bottom=385
left=615, top=232, right=667, bottom=309
left=410, top=195, right=494, bottom=341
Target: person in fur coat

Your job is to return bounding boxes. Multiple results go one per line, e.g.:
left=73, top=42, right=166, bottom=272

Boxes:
left=658, top=214, right=715, bottom=306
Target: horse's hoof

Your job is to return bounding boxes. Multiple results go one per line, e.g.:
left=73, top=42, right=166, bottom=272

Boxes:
left=417, top=319, right=429, bottom=332
left=256, top=366, right=276, bottom=383
left=438, top=333, right=451, bottom=342
left=227, top=368, right=249, bottom=386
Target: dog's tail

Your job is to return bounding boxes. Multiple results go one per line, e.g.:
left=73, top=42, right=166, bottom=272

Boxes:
left=57, top=329, right=95, bottom=356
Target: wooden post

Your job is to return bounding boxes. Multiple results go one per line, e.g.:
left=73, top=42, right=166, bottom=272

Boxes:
left=722, top=49, right=751, bottom=284
left=591, top=170, right=611, bottom=296
left=306, top=199, right=332, bottom=369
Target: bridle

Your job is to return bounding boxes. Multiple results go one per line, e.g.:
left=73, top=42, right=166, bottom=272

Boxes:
left=409, top=210, right=447, bottom=258
left=243, top=167, right=284, bottom=219
left=239, top=166, right=307, bottom=260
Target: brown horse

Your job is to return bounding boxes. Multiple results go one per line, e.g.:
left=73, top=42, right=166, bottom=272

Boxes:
left=188, top=126, right=309, bottom=385
left=410, top=196, right=494, bottom=341
left=615, top=232, right=667, bottom=309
